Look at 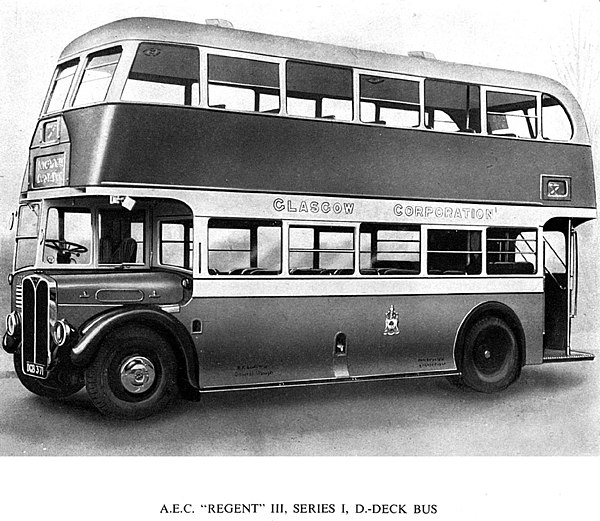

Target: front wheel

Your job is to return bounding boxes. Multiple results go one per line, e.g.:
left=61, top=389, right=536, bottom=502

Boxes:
left=14, top=348, right=84, bottom=399
left=84, top=327, right=178, bottom=419
left=460, top=316, right=521, bottom=393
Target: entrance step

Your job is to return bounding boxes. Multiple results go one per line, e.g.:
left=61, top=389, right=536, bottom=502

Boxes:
left=542, top=349, right=595, bottom=363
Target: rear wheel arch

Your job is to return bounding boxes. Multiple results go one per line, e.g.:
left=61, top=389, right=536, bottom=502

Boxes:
left=454, top=302, right=526, bottom=374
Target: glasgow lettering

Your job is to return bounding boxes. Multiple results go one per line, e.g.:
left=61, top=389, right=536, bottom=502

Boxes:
left=273, top=197, right=355, bottom=215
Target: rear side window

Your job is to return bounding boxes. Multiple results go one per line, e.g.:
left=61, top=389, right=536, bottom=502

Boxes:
left=44, top=59, right=79, bottom=113
left=73, top=48, right=122, bottom=107
left=122, top=43, right=200, bottom=105
left=542, top=94, right=573, bottom=141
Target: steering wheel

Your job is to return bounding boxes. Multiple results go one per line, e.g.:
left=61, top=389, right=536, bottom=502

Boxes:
left=45, top=239, right=88, bottom=256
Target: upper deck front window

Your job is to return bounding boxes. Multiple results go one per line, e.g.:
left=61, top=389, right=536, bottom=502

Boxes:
left=44, top=59, right=79, bottom=114
left=72, top=47, right=122, bottom=107
left=122, top=43, right=199, bottom=105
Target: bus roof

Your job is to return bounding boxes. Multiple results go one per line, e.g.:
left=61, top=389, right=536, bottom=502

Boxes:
left=62, top=19, right=570, bottom=92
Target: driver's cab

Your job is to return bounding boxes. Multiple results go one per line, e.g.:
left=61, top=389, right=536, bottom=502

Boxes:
left=15, top=195, right=193, bottom=272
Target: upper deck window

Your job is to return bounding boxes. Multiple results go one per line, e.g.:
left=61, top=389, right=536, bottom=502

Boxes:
left=486, top=90, right=537, bottom=138
left=44, top=59, right=79, bottom=114
left=73, top=47, right=121, bottom=107
left=425, top=80, right=480, bottom=133
left=360, top=75, right=420, bottom=128
left=542, top=94, right=573, bottom=141
left=122, top=43, right=200, bottom=106
left=208, top=54, right=279, bottom=113
left=286, top=61, right=353, bottom=121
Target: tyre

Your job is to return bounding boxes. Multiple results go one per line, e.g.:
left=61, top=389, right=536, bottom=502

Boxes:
left=14, top=347, right=84, bottom=399
left=84, top=326, right=178, bottom=419
left=460, top=316, right=520, bottom=393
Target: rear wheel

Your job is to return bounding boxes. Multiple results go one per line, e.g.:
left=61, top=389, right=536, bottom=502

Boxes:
left=14, top=347, right=84, bottom=399
left=460, top=316, right=520, bottom=393
left=84, top=327, right=178, bottom=419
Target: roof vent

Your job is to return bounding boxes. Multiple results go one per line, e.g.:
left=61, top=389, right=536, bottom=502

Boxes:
left=205, top=19, right=234, bottom=29
left=408, top=51, right=436, bottom=59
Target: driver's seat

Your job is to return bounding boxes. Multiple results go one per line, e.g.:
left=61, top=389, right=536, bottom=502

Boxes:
left=111, top=237, right=137, bottom=263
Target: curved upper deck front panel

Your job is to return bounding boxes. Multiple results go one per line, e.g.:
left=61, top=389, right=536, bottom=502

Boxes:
left=59, top=103, right=594, bottom=208
left=58, top=17, right=590, bottom=145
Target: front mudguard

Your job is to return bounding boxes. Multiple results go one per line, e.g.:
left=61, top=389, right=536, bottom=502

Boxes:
left=70, top=305, right=200, bottom=394
left=3, top=332, right=19, bottom=354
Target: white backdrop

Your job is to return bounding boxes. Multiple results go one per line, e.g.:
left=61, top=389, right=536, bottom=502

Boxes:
left=0, top=1, right=598, bottom=518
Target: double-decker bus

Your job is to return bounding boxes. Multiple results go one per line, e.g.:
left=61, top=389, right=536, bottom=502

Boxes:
left=2, top=17, right=595, bottom=419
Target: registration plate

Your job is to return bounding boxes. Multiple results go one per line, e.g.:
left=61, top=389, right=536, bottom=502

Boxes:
left=24, top=361, right=47, bottom=379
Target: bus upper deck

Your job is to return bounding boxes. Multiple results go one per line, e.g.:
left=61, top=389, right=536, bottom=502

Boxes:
left=27, top=17, right=595, bottom=211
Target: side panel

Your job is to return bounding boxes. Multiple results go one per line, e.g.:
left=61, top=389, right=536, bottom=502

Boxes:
left=62, top=105, right=595, bottom=209
left=183, top=292, right=543, bottom=388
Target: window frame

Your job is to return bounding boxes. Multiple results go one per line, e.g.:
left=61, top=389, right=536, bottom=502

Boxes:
left=482, top=86, right=541, bottom=140
left=97, top=207, right=148, bottom=267
left=207, top=218, right=283, bottom=276
left=356, top=68, right=424, bottom=129
left=285, top=59, right=354, bottom=121
left=42, top=206, right=94, bottom=267
left=288, top=223, right=356, bottom=275
left=121, top=42, right=201, bottom=107
left=359, top=223, right=421, bottom=275
left=486, top=227, right=538, bottom=275
left=202, top=48, right=284, bottom=115
left=72, top=46, right=123, bottom=108
left=425, top=225, right=484, bottom=276
left=42, top=59, right=80, bottom=114
left=157, top=217, right=194, bottom=271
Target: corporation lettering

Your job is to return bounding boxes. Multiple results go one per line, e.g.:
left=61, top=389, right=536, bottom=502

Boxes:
left=393, top=204, right=495, bottom=221
left=273, top=197, right=354, bottom=215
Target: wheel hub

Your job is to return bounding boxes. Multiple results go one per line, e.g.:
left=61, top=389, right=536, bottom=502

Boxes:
left=119, top=356, right=156, bottom=394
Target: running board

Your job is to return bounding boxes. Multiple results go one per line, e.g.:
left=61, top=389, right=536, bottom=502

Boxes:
left=542, top=349, right=595, bottom=363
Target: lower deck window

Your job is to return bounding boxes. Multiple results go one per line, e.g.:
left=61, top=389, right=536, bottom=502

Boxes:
left=289, top=226, right=354, bottom=275
left=160, top=220, right=193, bottom=270
left=208, top=219, right=281, bottom=275
left=360, top=224, right=420, bottom=275
left=427, top=229, right=481, bottom=275
left=487, top=228, right=536, bottom=274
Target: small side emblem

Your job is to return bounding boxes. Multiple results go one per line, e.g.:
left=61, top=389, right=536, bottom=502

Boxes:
left=384, top=305, right=400, bottom=336
left=143, top=47, right=162, bottom=57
